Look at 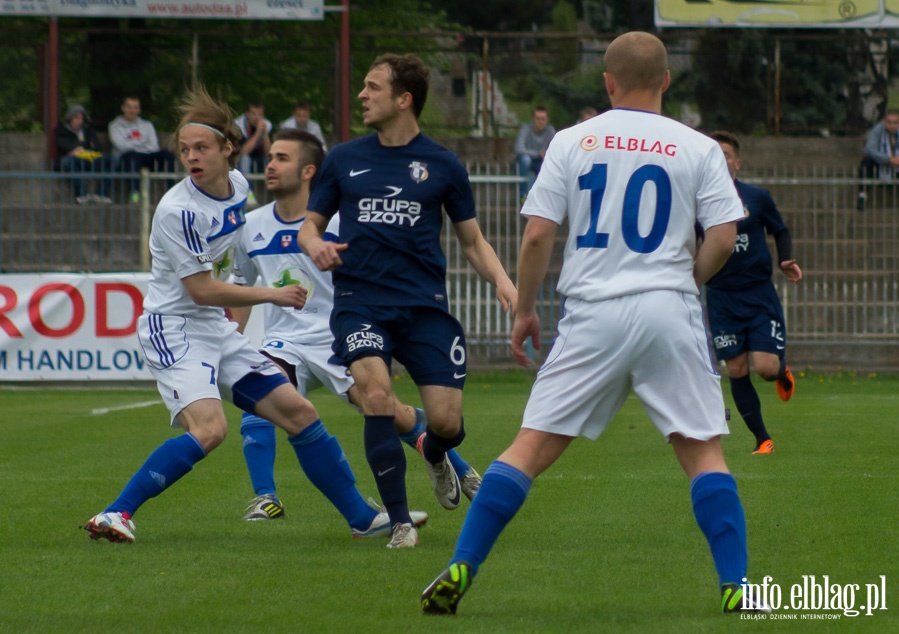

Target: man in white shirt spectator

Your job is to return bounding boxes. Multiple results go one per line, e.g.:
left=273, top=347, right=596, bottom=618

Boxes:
left=108, top=96, right=176, bottom=203
left=279, top=101, right=327, bottom=151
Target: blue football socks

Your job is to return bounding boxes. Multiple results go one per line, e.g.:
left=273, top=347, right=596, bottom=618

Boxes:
left=364, top=415, right=411, bottom=526
left=691, top=471, right=748, bottom=586
left=288, top=420, right=376, bottom=531
left=105, top=432, right=207, bottom=516
left=240, top=413, right=278, bottom=496
left=452, top=461, right=531, bottom=576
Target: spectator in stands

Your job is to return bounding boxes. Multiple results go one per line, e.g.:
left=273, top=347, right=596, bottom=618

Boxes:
left=109, top=96, right=177, bottom=203
left=279, top=101, right=327, bottom=150
left=577, top=106, right=598, bottom=123
left=235, top=100, right=273, bottom=206
left=857, top=108, right=899, bottom=211
left=54, top=104, right=116, bottom=204
left=236, top=100, right=273, bottom=176
left=514, top=106, right=555, bottom=200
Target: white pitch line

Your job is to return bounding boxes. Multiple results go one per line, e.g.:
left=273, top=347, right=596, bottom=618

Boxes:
left=91, top=400, right=162, bottom=416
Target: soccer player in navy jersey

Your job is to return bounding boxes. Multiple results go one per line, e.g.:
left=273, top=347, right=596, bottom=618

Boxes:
left=421, top=32, right=770, bottom=615
left=231, top=129, right=482, bottom=533
left=298, top=54, right=517, bottom=548
left=706, top=131, right=803, bottom=455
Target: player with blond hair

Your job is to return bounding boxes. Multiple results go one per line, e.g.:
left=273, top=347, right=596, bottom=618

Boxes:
left=83, top=88, right=382, bottom=544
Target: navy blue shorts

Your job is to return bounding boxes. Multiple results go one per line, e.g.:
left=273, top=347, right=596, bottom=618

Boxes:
left=330, top=304, right=467, bottom=388
left=706, top=282, right=787, bottom=361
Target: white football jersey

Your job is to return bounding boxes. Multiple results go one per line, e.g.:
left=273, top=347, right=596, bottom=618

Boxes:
left=522, top=109, right=744, bottom=302
left=143, top=170, right=249, bottom=318
left=233, top=203, right=339, bottom=346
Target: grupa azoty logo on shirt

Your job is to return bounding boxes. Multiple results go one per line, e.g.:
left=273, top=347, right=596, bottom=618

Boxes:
left=358, top=184, right=423, bottom=227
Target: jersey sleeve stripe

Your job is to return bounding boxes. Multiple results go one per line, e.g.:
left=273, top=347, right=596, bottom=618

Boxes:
left=181, top=210, right=203, bottom=254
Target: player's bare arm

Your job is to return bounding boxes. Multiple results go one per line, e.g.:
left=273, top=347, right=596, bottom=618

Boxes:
left=181, top=271, right=307, bottom=309
left=511, top=216, right=558, bottom=367
left=693, top=221, right=737, bottom=287
left=453, top=218, right=519, bottom=314
left=229, top=305, right=252, bottom=333
left=298, top=211, right=348, bottom=271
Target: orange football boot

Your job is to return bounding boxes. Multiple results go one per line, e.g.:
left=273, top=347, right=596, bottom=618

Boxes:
left=775, top=366, right=795, bottom=402
left=752, top=440, right=775, bottom=455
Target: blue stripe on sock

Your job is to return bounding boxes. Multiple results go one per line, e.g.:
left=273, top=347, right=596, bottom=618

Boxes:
left=484, top=461, right=532, bottom=494
left=288, top=419, right=326, bottom=446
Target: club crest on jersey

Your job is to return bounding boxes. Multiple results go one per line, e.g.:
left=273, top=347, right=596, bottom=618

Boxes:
left=281, top=234, right=293, bottom=248
left=409, top=161, right=428, bottom=183
left=227, top=210, right=240, bottom=225
left=580, top=135, right=599, bottom=151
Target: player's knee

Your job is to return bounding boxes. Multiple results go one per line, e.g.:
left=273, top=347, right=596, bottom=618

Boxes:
left=359, top=386, right=393, bottom=415
left=190, top=419, right=228, bottom=451
left=280, top=396, right=320, bottom=433
left=755, top=360, right=781, bottom=381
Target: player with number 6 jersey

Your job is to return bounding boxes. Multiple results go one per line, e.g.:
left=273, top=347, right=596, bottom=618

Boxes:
left=300, top=53, right=517, bottom=548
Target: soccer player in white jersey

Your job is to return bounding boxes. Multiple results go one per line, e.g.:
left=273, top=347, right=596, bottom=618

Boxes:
left=231, top=129, right=482, bottom=533
left=83, top=88, right=382, bottom=544
left=422, top=32, right=770, bottom=615
left=299, top=54, right=517, bottom=549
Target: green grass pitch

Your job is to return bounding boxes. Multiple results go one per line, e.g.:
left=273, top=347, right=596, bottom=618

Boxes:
left=1, top=370, right=896, bottom=633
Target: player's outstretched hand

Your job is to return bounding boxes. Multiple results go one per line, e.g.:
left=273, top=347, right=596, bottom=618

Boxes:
left=511, top=311, right=541, bottom=368
left=780, top=259, right=802, bottom=283
left=307, top=239, right=348, bottom=271
left=270, top=284, right=308, bottom=309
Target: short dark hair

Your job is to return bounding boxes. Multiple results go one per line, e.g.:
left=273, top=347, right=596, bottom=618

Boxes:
left=709, top=130, right=740, bottom=156
left=272, top=128, right=325, bottom=170
left=369, top=53, right=429, bottom=119
left=246, top=100, right=264, bottom=110
left=293, top=101, right=311, bottom=111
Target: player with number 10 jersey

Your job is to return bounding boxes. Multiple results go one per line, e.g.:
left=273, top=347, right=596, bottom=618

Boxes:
left=524, top=109, right=743, bottom=302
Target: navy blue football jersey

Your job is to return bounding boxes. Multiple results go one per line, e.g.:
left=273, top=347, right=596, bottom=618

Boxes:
left=707, top=180, right=787, bottom=291
left=307, top=133, right=477, bottom=309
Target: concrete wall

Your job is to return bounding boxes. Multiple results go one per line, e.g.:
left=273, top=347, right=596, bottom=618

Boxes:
left=0, top=131, right=867, bottom=171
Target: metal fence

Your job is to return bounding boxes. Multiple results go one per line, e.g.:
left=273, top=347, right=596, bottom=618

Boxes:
left=2, top=166, right=897, bottom=369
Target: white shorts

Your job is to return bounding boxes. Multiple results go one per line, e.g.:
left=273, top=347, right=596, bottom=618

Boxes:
left=259, top=337, right=354, bottom=406
left=138, top=313, right=286, bottom=426
left=522, top=291, right=729, bottom=442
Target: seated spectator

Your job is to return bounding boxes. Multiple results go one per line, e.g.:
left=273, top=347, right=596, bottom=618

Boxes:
left=279, top=101, right=327, bottom=150
left=54, top=104, right=116, bottom=204
left=235, top=100, right=273, bottom=176
left=514, top=106, right=555, bottom=200
left=109, top=96, right=177, bottom=203
left=857, top=108, right=899, bottom=211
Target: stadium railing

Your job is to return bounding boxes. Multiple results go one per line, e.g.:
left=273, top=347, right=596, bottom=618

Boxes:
left=1, top=166, right=896, bottom=370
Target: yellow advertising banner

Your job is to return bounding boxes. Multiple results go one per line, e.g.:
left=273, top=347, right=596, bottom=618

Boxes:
left=655, top=0, right=891, bottom=28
